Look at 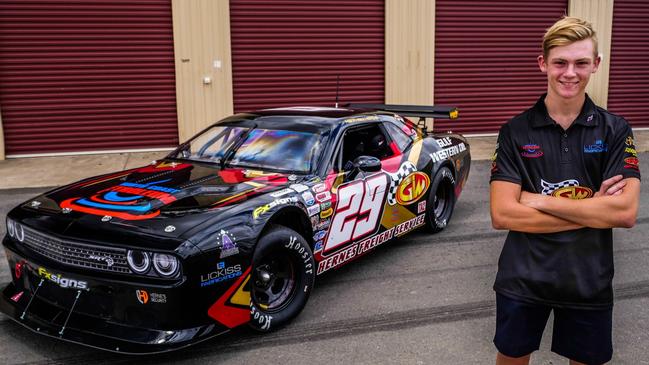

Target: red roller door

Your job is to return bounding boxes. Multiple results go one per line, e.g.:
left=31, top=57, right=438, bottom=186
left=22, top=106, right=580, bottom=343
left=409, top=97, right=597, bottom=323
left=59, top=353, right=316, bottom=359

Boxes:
left=607, top=0, right=649, bottom=128
left=434, top=0, right=567, bottom=134
left=0, top=0, right=178, bottom=156
left=230, top=0, right=384, bottom=113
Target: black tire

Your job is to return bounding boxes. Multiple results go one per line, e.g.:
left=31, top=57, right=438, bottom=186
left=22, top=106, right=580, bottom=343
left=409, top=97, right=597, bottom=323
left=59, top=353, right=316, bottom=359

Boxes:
left=249, top=225, right=315, bottom=332
left=424, top=166, right=456, bottom=233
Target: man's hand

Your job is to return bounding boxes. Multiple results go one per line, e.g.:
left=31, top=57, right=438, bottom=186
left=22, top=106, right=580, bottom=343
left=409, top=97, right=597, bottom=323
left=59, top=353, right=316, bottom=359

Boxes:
left=594, top=174, right=626, bottom=197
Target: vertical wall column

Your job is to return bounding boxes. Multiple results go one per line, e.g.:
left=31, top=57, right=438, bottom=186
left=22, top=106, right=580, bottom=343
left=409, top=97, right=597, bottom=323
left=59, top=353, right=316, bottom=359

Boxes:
left=0, top=110, right=4, bottom=160
left=569, top=0, right=614, bottom=108
left=385, top=0, right=435, bottom=128
left=172, top=0, right=234, bottom=143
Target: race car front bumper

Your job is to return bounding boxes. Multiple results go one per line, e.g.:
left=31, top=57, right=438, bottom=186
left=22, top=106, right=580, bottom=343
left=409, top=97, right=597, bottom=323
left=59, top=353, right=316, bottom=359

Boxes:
left=0, top=281, right=228, bottom=354
left=0, top=243, right=230, bottom=354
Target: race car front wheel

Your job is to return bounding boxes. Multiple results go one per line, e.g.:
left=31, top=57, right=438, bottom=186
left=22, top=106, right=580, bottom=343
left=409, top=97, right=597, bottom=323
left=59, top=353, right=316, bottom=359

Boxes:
left=425, top=166, right=456, bottom=233
left=249, top=225, right=315, bottom=332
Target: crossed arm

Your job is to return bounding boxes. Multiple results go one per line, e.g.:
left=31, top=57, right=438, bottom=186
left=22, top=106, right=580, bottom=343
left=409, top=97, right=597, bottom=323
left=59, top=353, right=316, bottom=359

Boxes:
left=490, top=175, right=640, bottom=233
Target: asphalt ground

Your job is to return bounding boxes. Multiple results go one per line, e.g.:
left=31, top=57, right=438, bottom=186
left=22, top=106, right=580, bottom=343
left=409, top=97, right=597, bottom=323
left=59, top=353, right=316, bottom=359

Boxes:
left=0, top=156, right=648, bottom=364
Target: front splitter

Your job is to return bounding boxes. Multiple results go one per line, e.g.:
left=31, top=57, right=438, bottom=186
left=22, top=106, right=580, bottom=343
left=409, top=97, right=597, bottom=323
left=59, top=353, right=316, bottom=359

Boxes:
left=0, top=282, right=229, bottom=355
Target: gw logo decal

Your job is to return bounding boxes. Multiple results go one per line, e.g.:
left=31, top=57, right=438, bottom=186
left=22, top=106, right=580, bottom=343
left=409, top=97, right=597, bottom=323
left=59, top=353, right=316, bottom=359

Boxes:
left=396, top=172, right=430, bottom=205
left=541, top=179, right=593, bottom=200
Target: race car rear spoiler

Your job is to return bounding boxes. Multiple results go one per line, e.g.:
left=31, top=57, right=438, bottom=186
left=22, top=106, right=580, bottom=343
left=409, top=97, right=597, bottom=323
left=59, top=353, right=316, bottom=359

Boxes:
left=346, top=103, right=459, bottom=120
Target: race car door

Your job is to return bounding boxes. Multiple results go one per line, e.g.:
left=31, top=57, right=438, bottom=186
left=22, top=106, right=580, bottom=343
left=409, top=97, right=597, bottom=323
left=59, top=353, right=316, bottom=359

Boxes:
left=322, top=123, right=400, bottom=257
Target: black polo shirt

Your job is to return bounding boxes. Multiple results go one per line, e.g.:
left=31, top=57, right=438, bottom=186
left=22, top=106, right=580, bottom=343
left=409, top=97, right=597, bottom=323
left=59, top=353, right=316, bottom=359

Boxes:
left=490, top=94, right=641, bottom=309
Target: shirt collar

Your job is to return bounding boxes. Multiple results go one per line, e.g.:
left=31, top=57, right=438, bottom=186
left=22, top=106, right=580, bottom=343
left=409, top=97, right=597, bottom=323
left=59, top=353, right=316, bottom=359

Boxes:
left=530, top=93, right=598, bottom=128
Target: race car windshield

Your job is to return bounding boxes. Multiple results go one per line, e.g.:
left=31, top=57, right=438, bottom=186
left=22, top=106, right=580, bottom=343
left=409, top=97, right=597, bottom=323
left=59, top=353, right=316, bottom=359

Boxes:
left=226, top=129, right=322, bottom=173
left=171, top=125, right=250, bottom=164
left=172, top=125, right=322, bottom=173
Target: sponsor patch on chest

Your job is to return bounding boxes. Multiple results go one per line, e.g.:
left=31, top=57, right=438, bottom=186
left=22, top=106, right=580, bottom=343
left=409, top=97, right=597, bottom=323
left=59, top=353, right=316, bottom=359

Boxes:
left=520, top=144, right=543, bottom=158
left=584, top=140, right=607, bottom=153
left=540, top=179, right=593, bottom=199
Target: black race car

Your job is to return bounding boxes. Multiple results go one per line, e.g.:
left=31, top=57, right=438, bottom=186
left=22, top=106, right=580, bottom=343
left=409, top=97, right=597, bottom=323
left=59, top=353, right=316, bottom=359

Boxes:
left=0, top=104, right=470, bottom=354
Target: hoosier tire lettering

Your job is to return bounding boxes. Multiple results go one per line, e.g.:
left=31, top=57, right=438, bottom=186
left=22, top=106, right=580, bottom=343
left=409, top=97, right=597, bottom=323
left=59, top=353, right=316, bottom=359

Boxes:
left=250, top=303, right=273, bottom=331
left=249, top=226, right=315, bottom=332
left=285, top=236, right=314, bottom=275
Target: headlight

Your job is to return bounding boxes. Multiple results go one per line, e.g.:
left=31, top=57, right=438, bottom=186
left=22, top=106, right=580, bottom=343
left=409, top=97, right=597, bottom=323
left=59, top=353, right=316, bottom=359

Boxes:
left=15, top=223, right=24, bottom=242
left=7, top=219, right=15, bottom=238
left=6, top=219, right=24, bottom=242
left=127, top=250, right=150, bottom=274
left=153, top=253, right=179, bottom=277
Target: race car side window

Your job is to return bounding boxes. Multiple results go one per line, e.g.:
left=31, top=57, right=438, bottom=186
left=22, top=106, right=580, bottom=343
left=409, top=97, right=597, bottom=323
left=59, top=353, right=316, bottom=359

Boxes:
left=334, top=124, right=393, bottom=172
left=384, top=121, right=412, bottom=152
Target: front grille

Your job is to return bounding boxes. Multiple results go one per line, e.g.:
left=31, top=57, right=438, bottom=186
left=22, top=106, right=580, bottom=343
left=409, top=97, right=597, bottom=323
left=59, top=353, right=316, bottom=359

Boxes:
left=21, top=226, right=131, bottom=274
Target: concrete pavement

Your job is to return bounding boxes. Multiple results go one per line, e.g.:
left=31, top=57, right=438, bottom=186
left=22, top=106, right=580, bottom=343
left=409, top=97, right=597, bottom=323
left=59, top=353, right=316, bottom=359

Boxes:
left=1, top=130, right=648, bottom=190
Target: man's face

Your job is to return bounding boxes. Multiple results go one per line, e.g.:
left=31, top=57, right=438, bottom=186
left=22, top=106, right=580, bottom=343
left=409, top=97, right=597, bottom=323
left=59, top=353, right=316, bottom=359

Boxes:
left=538, top=39, right=600, bottom=100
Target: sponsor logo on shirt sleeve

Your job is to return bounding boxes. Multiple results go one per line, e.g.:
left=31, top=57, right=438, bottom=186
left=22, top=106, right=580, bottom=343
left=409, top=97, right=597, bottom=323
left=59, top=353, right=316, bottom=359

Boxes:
left=624, top=157, right=640, bottom=171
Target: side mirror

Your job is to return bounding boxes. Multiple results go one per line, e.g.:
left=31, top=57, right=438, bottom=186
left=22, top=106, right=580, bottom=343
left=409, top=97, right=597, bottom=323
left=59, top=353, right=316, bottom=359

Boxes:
left=353, top=155, right=382, bottom=172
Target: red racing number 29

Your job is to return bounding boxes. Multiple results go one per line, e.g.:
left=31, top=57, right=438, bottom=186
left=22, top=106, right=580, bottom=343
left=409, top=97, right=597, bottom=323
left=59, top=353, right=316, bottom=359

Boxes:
left=324, top=173, right=388, bottom=253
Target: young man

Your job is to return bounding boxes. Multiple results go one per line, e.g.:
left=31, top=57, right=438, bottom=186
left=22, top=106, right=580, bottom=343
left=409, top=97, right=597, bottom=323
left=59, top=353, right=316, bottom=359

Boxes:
left=490, top=16, right=641, bottom=365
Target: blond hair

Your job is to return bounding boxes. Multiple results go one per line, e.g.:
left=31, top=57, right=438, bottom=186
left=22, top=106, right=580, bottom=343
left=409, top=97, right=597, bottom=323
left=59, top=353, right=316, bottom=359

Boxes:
left=543, top=16, right=598, bottom=58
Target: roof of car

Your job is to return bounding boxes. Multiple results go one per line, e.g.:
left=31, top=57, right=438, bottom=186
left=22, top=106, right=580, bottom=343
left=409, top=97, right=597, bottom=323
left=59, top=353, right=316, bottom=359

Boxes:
left=221, top=106, right=389, bottom=132
left=252, top=106, right=382, bottom=119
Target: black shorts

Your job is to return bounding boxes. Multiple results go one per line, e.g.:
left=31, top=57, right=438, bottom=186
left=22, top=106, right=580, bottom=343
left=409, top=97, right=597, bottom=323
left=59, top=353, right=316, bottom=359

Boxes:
left=494, top=293, right=613, bottom=364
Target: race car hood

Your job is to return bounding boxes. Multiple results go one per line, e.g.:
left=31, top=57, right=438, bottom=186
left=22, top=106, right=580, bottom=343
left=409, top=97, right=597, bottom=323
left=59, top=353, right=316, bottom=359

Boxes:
left=12, top=160, right=302, bottom=246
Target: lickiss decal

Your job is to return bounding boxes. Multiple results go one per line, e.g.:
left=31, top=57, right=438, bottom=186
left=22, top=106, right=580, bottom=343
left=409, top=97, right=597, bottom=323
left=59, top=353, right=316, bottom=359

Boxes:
left=541, top=179, right=593, bottom=199
left=59, top=179, right=179, bottom=220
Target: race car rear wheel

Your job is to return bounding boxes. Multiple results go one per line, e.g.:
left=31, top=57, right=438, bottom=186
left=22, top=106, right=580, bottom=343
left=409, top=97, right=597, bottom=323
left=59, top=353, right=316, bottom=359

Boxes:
left=425, top=167, right=456, bottom=233
left=249, top=225, right=315, bottom=332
